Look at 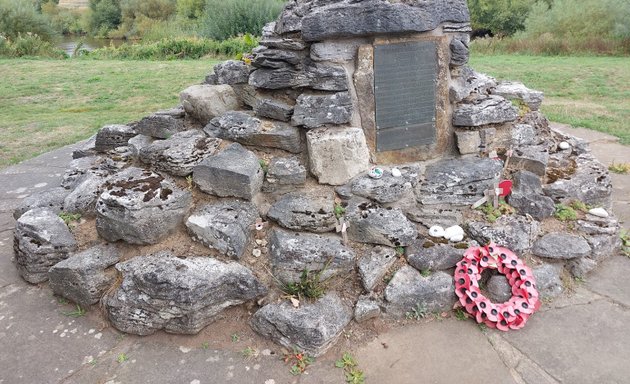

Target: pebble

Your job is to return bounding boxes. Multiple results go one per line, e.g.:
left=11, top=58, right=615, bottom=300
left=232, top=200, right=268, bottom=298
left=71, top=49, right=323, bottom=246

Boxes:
left=252, top=248, right=262, bottom=258
left=588, top=207, right=609, bottom=218
left=391, top=168, right=402, bottom=177
left=449, top=234, right=464, bottom=242
left=444, top=225, right=465, bottom=241
left=559, top=141, right=571, bottom=150
left=429, top=226, right=445, bottom=238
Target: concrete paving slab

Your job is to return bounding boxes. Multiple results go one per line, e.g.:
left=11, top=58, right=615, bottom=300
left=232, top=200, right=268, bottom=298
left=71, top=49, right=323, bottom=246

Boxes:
left=587, top=256, right=630, bottom=307
left=501, top=299, right=630, bottom=384
left=355, top=318, right=516, bottom=384
left=0, top=214, right=13, bottom=232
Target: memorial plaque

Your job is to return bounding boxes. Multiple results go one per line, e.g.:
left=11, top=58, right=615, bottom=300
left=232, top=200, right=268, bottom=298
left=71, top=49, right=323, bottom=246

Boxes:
left=374, top=41, right=438, bottom=152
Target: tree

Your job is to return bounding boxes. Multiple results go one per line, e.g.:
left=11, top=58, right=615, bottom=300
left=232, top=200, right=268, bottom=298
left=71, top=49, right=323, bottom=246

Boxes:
left=467, top=0, right=536, bottom=37
left=88, top=0, right=121, bottom=35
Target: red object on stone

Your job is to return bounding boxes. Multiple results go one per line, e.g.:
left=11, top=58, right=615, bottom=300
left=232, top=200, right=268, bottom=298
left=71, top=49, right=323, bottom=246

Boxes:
left=498, top=180, right=513, bottom=197
left=454, top=243, right=540, bottom=331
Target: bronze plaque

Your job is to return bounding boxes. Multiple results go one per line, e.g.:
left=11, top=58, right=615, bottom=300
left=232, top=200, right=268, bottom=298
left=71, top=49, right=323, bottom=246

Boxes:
left=374, top=41, right=437, bottom=152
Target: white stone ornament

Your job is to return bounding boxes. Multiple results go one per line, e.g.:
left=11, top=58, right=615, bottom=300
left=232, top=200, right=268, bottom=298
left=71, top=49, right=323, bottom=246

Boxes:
left=588, top=207, right=609, bottom=218
left=559, top=141, right=571, bottom=150
left=449, top=234, right=464, bottom=242
left=391, top=167, right=402, bottom=177
left=444, top=225, right=465, bottom=241
left=429, top=225, right=445, bottom=238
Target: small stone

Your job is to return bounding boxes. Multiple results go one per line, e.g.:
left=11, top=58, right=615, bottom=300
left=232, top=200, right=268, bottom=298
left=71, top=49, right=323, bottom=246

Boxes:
left=507, top=170, right=555, bottom=220
left=444, top=225, right=464, bottom=241
left=511, top=145, right=550, bottom=176
left=567, top=258, right=597, bottom=278
left=180, top=84, right=241, bottom=125
left=559, top=141, right=571, bottom=150
left=492, top=81, right=544, bottom=111
left=209, top=60, right=252, bottom=85
left=406, top=241, right=464, bottom=272
left=358, top=246, right=398, bottom=291
left=449, top=234, right=464, bottom=242
left=354, top=296, right=381, bottom=323
left=588, top=208, right=609, bottom=218
left=254, top=98, right=294, bottom=122
left=429, top=226, right=445, bottom=238
left=346, top=199, right=418, bottom=247
left=468, top=216, right=540, bottom=254
left=264, top=157, right=307, bottom=192
left=391, top=168, right=402, bottom=178
left=532, top=264, right=563, bottom=299
left=532, top=233, right=592, bottom=260
left=449, top=66, right=497, bottom=103
left=455, top=130, right=481, bottom=155
left=13, top=187, right=69, bottom=220
left=252, top=249, right=262, bottom=258
left=128, top=135, right=154, bottom=158
left=452, top=95, right=519, bottom=127
left=307, top=127, right=370, bottom=185
left=134, top=114, right=185, bottom=139
left=486, top=275, right=512, bottom=303
left=544, top=154, right=612, bottom=207
left=350, top=166, right=418, bottom=204
left=63, top=173, right=112, bottom=216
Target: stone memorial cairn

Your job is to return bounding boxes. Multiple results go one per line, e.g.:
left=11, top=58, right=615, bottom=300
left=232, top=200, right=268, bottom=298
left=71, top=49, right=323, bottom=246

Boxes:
left=13, top=0, right=621, bottom=356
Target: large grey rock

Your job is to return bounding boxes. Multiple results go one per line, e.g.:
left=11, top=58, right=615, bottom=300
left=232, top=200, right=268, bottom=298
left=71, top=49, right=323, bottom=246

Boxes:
left=205, top=111, right=301, bottom=153
left=300, top=0, right=469, bottom=41
left=450, top=37, right=469, bottom=66
left=404, top=204, right=464, bottom=229
left=384, top=266, right=456, bottom=317
left=453, top=95, right=519, bottom=127
left=350, top=166, right=419, bottom=204
left=291, top=92, right=353, bottom=128
left=48, top=245, right=121, bottom=307
left=567, top=258, right=598, bottom=279
left=180, top=84, right=241, bottom=124
left=585, top=234, right=621, bottom=261
left=311, top=41, right=361, bottom=62
left=577, top=216, right=620, bottom=236
left=406, top=241, right=464, bottom=272
left=455, top=130, right=481, bottom=155
left=307, top=127, right=370, bottom=185
left=346, top=199, right=417, bottom=247
left=250, top=293, right=352, bottom=357
left=186, top=201, right=258, bottom=259
left=254, top=97, right=294, bottom=122
left=249, top=62, right=348, bottom=91
left=511, top=145, right=550, bottom=176
left=94, top=124, right=136, bottom=152
left=533, top=233, right=592, bottom=260
left=13, top=187, right=69, bottom=219
left=96, top=168, right=192, bottom=245
left=354, top=296, right=381, bottom=323
left=544, top=154, right=612, bottom=207
left=13, top=208, right=77, bottom=284
left=467, top=215, right=540, bottom=254
left=72, top=134, right=97, bottom=159
left=259, top=22, right=307, bottom=50
left=63, top=172, right=112, bottom=216
left=492, top=81, right=544, bottom=111
left=418, top=157, right=503, bottom=205
left=511, top=124, right=538, bottom=146
left=508, top=170, right=555, bottom=220
left=251, top=46, right=306, bottom=68
left=128, top=134, right=154, bottom=157
left=105, top=252, right=267, bottom=335
left=134, top=114, right=185, bottom=139
left=61, top=156, right=116, bottom=190
left=207, top=60, right=252, bottom=85
left=193, top=143, right=264, bottom=200
left=269, top=228, right=355, bottom=283
left=449, top=66, right=497, bottom=103
left=358, top=246, right=398, bottom=291
left=264, top=157, right=307, bottom=190
left=267, top=192, right=337, bottom=233
left=486, top=275, right=512, bottom=303
left=139, top=130, right=221, bottom=177
left=532, top=264, right=563, bottom=299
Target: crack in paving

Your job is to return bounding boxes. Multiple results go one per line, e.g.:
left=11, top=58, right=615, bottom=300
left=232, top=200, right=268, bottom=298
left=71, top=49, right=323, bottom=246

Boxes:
left=584, top=288, right=630, bottom=311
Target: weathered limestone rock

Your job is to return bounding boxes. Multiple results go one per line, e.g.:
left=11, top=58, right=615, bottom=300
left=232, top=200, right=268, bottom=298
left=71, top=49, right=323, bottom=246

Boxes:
left=511, top=145, right=550, bottom=176
left=449, top=66, right=497, bottom=103
left=418, top=157, right=503, bottom=205
left=96, top=167, right=192, bottom=245
left=249, top=62, right=348, bottom=91
left=450, top=37, right=469, bottom=66
left=306, top=127, right=370, bottom=185
left=48, top=245, right=121, bottom=307
left=511, top=124, right=538, bottom=147
left=13, top=187, right=69, bottom=219
left=63, top=172, right=112, bottom=216
left=349, top=166, right=419, bottom=204
left=455, top=130, right=481, bottom=155
left=180, top=84, right=241, bottom=124
left=346, top=199, right=417, bottom=247
left=354, top=296, right=381, bottom=323
left=205, top=111, right=301, bottom=153
left=259, top=22, right=307, bottom=50
left=585, top=234, right=621, bottom=261
left=508, top=170, right=555, bottom=220
left=300, top=0, right=470, bottom=41
left=134, top=114, right=185, bottom=139
left=358, top=246, right=398, bottom=291
left=254, top=98, right=294, bottom=122
left=128, top=134, right=154, bottom=157
left=567, top=258, right=598, bottom=278
left=72, top=134, right=97, bottom=159
left=269, top=228, right=355, bottom=283
left=186, top=201, right=258, bottom=259
left=467, top=216, right=540, bottom=254
left=533, top=264, right=563, bottom=299
left=544, top=154, right=612, bottom=207
left=577, top=216, right=620, bottom=236
left=492, top=81, right=544, bottom=111
left=251, top=46, right=307, bottom=68
left=291, top=92, right=353, bottom=128
left=384, top=266, right=456, bottom=317
left=532, top=233, right=592, bottom=260
left=453, top=95, right=519, bottom=127
left=94, top=124, right=136, bottom=153
left=206, top=60, right=251, bottom=85
left=264, top=157, right=307, bottom=190
left=105, top=252, right=267, bottom=335
left=13, top=208, right=77, bottom=284
left=193, top=143, right=264, bottom=200
left=311, top=41, right=361, bottom=62
left=404, top=204, right=464, bottom=229
left=251, top=293, right=352, bottom=357
left=406, top=241, right=464, bottom=272
left=486, top=275, right=512, bottom=303
left=61, top=156, right=116, bottom=190
left=267, top=192, right=337, bottom=233
left=139, top=130, right=221, bottom=177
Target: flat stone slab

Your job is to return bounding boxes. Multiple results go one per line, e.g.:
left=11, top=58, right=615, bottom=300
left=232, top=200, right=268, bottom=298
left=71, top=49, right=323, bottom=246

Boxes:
left=267, top=191, right=337, bottom=233
left=384, top=266, right=455, bottom=317
left=186, top=200, right=259, bottom=259
left=406, top=241, right=465, bottom=272
left=105, top=252, right=267, bottom=335
left=346, top=199, right=418, bottom=247
left=134, top=113, right=186, bottom=139
left=492, top=81, right=544, bottom=111
left=533, top=233, right=592, bottom=260
left=180, top=84, right=241, bottom=125
left=453, top=95, right=519, bottom=127
left=291, top=92, right=353, bottom=128
left=94, top=124, right=136, bottom=152
left=587, top=256, right=630, bottom=307
left=350, top=166, right=419, bottom=204
left=468, top=215, right=540, bottom=254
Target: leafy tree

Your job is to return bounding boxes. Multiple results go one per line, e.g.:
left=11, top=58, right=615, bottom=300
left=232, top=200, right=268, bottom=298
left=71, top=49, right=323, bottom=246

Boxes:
left=88, top=0, right=121, bottom=36
left=0, top=0, right=57, bottom=40
left=468, top=0, right=537, bottom=36
left=177, top=0, right=204, bottom=20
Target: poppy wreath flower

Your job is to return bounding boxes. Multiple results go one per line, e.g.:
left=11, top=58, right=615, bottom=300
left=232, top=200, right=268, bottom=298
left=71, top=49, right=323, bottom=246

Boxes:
left=454, top=243, right=541, bottom=331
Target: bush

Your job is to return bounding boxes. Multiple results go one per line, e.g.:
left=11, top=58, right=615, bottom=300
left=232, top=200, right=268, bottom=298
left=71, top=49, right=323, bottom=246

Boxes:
left=201, top=0, right=284, bottom=41
left=0, top=33, right=67, bottom=58
left=112, top=0, right=177, bottom=39
left=88, top=0, right=121, bottom=36
left=0, top=0, right=57, bottom=41
left=41, top=1, right=88, bottom=35
left=468, top=0, right=536, bottom=37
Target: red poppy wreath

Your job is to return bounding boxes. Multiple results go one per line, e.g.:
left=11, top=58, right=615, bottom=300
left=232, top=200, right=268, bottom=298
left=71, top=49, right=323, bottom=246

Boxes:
left=454, top=243, right=541, bottom=331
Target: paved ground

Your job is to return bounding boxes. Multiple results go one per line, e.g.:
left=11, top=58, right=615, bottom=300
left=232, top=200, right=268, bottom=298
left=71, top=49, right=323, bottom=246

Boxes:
left=0, top=125, right=628, bottom=384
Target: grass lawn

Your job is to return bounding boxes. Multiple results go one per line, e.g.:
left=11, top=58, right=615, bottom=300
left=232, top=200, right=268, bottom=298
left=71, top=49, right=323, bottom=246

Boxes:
left=470, top=55, right=630, bottom=145
left=0, top=58, right=219, bottom=167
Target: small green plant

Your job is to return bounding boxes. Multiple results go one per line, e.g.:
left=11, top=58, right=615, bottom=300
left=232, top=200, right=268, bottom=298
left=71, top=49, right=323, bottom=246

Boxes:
left=554, top=204, right=578, bottom=222
left=477, top=201, right=514, bottom=223
left=335, top=353, right=365, bottom=384
left=478, top=323, right=488, bottom=332
left=62, top=304, right=86, bottom=318
left=608, top=162, right=630, bottom=174
left=230, top=333, right=240, bottom=343
left=395, top=246, right=405, bottom=256
left=569, top=200, right=589, bottom=213
left=620, top=230, right=630, bottom=257
left=55, top=296, right=69, bottom=305
left=201, top=342, right=209, bottom=350
left=283, top=347, right=314, bottom=376
left=89, top=359, right=97, bottom=366
left=420, top=269, right=431, bottom=277
left=186, top=175, right=194, bottom=190
left=454, top=308, right=468, bottom=321
left=241, top=346, right=259, bottom=359
left=259, top=159, right=269, bottom=175
left=282, top=259, right=331, bottom=300
left=334, top=203, right=346, bottom=219
left=405, top=303, right=428, bottom=320
left=116, top=353, right=129, bottom=363
left=58, top=212, right=81, bottom=225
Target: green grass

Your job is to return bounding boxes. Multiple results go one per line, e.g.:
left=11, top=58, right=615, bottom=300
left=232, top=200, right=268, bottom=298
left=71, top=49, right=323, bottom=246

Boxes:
left=0, top=58, right=219, bottom=167
left=470, top=55, right=630, bottom=145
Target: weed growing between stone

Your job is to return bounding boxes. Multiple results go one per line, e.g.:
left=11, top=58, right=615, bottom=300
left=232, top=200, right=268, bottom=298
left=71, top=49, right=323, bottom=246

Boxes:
left=58, top=212, right=81, bottom=226
left=61, top=304, right=86, bottom=318
left=405, top=303, right=428, bottom=320
left=281, top=258, right=332, bottom=301
left=283, top=348, right=314, bottom=376
left=569, top=200, right=590, bottom=213
left=201, top=341, right=209, bottom=350
left=608, top=162, right=630, bottom=174
left=334, top=202, right=346, bottom=219
left=477, top=201, right=514, bottom=223
left=259, top=159, right=269, bottom=175
left=230, top=333, right=240, bottom=342
left=241, top=346, right=259, bottom=359
left=454, top=308, right=468, bottom=321
left=395, top=246, right=405, bottom=256
left=335, top=353, right=365, bottom=384
left=621, top=230, right=630, bottom=257
left=554, top=204, right=578, bottom=221
left=116, top=353, right=129, bottom=363
left=420, top=269, right=431, bottom=277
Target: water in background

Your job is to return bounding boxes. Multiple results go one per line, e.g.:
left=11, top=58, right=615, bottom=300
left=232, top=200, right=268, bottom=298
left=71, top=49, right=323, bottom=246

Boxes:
left=57, top=35, right=130, bottom=56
